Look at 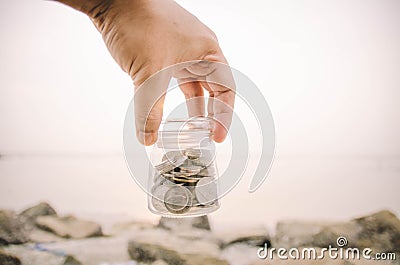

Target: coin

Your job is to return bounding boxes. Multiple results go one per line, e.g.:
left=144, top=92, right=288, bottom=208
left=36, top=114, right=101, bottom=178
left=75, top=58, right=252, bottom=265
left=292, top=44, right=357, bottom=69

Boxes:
left=183, top=148, right=202, bottom=160
left=171, top=177, right=199, bottom=184
left=151, top=185, right=170, bottom=212
left=195, top=177, right=218, bottom=205
left=164, top=186, right=192, bottom=214
left=191, top=150, right=215, bottom=167
left=180, top=165, right=203, bottom=174
left=155, top=154, right=186, bottom=174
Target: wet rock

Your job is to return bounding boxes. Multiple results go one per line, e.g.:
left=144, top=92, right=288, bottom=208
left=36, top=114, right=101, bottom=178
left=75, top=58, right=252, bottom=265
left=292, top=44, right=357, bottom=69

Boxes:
left=28, top=228, right=64, bottom=243
left=274, top=210, right=400, bottom=260
left=128, top=241, right=186, bottom=265
left=353, top=210, right=400, bottom=253
left=182, top=253, right=230, bottom=265
left=273, top=220, right=336, bottom=248
left=0, top=210, right=28, bottom=245
left=63, top=255, right=83, bottom=265
left=0, top=250, right=21, bottom=265
left=128, top=240, right=230, bottom=265
left=1, top=245, right=82, bottom=265
left=36, top=215, right=103, bottom=239
left=151, top=260, right=169, bottom=265
left=218, top=226, right=271, bottom=248
left=158, top=216, right=211, bottom=231
left=19, top=202, right=57, bottom=225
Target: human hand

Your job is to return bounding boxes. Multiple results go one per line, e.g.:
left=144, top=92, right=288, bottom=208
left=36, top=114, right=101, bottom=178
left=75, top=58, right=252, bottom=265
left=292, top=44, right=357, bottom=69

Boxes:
left=58, top=0, right=235, bottom=145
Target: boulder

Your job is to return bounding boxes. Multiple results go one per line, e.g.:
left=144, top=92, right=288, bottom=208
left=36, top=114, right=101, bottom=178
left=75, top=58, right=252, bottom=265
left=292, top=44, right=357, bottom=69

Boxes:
left=128, top=241, right=186, bottom=265
left=158, top=216, right=211, bottom=231
left=0, top=210, right=28, bottom=245
left=1, top=245, right=82, bottom=265
left=151, top=260, right=169, bottom=265
left=182, top=253, right=230, bottom=265
left=36, top=215, right=103, bottom=239
left=19, top=202, right=57, bottom=225
left=217, top=226, right=271, bottom=248
left=273, top=220, right=336, bottom=248
left=128, top=240, right=230, bottom=265
left=0, top=250, right=21, bottom=265
left=353, top=210, right=400, bottom=253
left=273, top=210, right=400, bottom=259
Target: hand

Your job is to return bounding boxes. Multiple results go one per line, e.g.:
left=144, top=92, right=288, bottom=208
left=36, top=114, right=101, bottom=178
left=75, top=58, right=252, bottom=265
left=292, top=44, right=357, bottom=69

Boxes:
left=58, top=0, right=235, bottom=145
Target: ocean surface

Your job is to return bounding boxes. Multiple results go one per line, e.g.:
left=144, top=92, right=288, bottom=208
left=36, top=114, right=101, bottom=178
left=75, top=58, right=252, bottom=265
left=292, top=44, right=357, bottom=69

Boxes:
left=0, top=154, right=399, bottom=232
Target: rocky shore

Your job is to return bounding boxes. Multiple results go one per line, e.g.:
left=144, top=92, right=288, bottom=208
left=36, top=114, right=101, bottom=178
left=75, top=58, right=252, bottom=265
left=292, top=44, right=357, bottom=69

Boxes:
left=1, top=202, right=399, bottom=265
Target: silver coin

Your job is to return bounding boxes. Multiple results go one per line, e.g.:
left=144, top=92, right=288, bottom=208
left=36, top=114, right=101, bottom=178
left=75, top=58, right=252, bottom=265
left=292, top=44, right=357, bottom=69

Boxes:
left=155, top=152, right=187, bottom=174
left=164, top=186, right=192, bottom=214
left=180, top=165, right=203, bottom=174
left=171, top=177, right=198, bottom=184
left=195, top=177, right=218, bottom=205
left=183, top=148, right=202, bottom=160
left=191, top=150, right=215, bottom=167
left=151, top=185, right=170, bottom=212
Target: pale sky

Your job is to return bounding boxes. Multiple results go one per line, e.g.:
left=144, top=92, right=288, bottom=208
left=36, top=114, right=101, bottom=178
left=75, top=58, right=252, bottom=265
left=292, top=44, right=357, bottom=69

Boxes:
left=1, top=0, right=399, bottom=156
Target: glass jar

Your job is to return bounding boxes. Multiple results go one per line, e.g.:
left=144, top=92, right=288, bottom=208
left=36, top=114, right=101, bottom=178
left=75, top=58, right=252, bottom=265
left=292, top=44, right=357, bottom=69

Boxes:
left=148, top=117, right=220, bottom=217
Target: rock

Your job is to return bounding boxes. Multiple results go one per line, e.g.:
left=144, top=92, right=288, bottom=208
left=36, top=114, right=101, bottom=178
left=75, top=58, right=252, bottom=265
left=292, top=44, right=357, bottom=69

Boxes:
left=250, top=258, right=388, bottom=265
left=128, top=241, right=186, bottom=265
left=273, top=220, right=336, bottom=248
left=221, top=243, right=260, bottom=265
left=273, top=210, right=400, bottom=260
left=1, top=245, right=83, bottom=265
left=0, top=250, right=22, bottom=265
left=217, top=226, right=271, bottom=248
left=310, top=221, right=362, bottom=248
left=28, top=228, right=64, bottom=243
left=0, top=210, right=29, bottom=245
left=19, top=202, right=57, bottom=225
left=128, top=240, right=230, bottom=265
left=158, top=216, right=211, bottom=231
left=17, top=202, right=63, bottom=243
left=151, top=260, right=169, bottom=265
left=36, top=215, right=103, bottom=239
left=63, top=255, right=83, bottom=265
left=182, top=253, right=230, bottom=265
left=353, top=210, right=400, bottom=253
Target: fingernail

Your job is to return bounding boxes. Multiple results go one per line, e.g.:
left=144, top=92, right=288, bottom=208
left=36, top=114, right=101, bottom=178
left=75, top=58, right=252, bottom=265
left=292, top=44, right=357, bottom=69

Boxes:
left=138, top=131, right=157, bottom=146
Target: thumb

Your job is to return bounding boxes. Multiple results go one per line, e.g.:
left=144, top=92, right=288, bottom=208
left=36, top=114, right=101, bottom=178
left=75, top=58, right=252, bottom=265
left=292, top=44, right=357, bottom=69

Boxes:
left=134, top=70, right=171, bottom=145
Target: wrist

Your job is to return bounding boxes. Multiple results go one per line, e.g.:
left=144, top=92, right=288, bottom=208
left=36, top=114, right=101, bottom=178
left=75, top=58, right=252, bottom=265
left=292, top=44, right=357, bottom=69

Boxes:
left=53, top=0, right=113, bottom=20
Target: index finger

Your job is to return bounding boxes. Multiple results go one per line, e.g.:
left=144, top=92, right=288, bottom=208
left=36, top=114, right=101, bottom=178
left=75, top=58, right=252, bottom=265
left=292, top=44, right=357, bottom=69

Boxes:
left=199, top=60, right=236, bottom=142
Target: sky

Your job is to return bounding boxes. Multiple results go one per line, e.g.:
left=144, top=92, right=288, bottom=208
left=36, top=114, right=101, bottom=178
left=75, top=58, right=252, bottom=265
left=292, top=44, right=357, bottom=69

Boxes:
left=0, top=0, right=399, bottom=157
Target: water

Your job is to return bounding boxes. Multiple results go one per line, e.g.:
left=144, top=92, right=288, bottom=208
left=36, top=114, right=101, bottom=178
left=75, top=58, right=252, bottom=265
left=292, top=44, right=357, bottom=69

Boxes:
left=0, top=154, right=399, bottom=232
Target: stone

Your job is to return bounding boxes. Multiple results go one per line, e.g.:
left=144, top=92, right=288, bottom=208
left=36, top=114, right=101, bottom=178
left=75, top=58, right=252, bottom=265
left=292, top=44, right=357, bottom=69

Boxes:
left=158, top=216, right=211, bottom=231
left=273, top=220, right=336, bottom=248
left=151, top=260, right=169, bottom=265
left=217, top=226, right=271, bottom=248
left=63, top=255, right=83, bottom=265
left=128, top=241, right=186, bottom=265
left=128, top=240, right=230, bottom=265
left=182, top=253, right=230, bottom=265
left=19, top=202, right=57, bottom=225
left=0, top=210, right=28, bottom=245
left=28, top=228, right=64, bottom=243
left=0, top=250, right=22, bottom=265
left=353, top=210, right=400, bottom=253
left=273, top=210, right=400, bottom=262
left=36, top=215, right=103, bottom=239
left=1, top=245, right=83, bottom=265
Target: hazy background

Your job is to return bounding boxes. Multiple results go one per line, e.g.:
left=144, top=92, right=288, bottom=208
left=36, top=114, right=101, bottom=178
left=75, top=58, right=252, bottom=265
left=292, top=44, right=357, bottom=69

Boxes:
left=0, top=0, right=399, bottom=230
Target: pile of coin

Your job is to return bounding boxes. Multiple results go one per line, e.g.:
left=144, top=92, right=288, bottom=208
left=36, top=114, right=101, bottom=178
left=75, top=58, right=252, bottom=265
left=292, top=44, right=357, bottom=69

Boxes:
left=150, top=148, right=218, bottom=215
